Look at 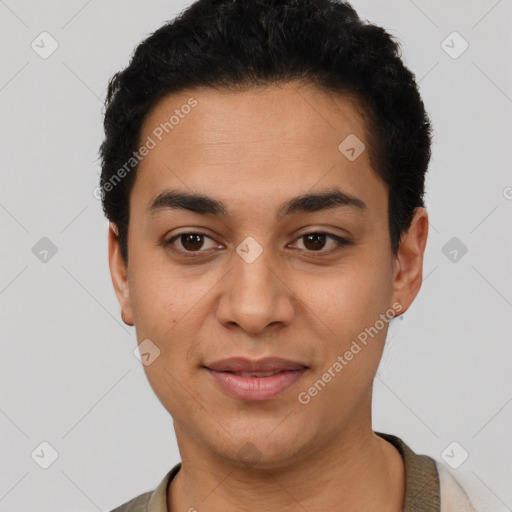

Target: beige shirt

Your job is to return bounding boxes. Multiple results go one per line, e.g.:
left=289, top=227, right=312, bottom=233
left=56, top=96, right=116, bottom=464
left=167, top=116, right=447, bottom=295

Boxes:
left=109, top=431, right=480, bottom=512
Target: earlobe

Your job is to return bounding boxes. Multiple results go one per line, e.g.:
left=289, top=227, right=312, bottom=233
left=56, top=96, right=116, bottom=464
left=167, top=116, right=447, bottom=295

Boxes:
left=108, top=222, right=134, bottom=325
left=121, top=309, right=134, bottom=326
left=391, top=208, right=429, bottom=316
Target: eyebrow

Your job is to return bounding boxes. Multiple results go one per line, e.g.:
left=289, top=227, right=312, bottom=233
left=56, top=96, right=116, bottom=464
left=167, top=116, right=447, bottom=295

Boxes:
left=147, top=187, right=367, bottom=221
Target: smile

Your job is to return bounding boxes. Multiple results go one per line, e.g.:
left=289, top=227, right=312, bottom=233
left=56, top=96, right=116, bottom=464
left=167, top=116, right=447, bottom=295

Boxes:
left=205, top=368, right=308, bottom=401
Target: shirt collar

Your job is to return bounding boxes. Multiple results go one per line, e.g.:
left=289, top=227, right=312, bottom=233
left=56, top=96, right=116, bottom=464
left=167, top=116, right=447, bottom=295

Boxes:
left=146, top=432, right=440, bottom=512
left=376, top=431, right=441, bottom=511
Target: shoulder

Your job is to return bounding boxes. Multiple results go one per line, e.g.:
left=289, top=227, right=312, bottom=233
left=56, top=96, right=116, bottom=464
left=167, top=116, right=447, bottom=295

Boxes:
left=436, top=461, right=509, bottom=512
left=107, top=463, right=181, bottom=512
left=108, top=490, right=152, bottom=512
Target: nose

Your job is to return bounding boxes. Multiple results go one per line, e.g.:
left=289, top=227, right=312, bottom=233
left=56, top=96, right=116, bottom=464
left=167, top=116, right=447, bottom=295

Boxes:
left=215, top=245, right=295, bottom=335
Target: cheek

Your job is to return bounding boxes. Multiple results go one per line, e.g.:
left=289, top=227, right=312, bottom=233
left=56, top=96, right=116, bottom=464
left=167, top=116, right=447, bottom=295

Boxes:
left=128, top=253, right=217, bottom=370
left=303, top=253, right=393, bottom=335
left=134, top=303, right=202, bottom=420
left=297, top=264, right=393, bottom=414
left=128, top=249, right=203, bottom=333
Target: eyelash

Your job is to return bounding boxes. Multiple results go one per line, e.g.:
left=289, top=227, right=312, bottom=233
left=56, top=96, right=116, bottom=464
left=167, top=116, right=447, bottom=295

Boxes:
left=163, top=231, right=352, bottom=258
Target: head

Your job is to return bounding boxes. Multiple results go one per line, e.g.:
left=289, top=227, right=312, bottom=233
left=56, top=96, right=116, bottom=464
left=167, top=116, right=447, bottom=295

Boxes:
left=100, top=0, right=431, bottom=469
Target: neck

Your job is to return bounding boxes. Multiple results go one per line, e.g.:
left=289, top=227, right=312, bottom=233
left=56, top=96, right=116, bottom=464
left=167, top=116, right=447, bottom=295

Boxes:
left=167, top=422, right=405, bottom=512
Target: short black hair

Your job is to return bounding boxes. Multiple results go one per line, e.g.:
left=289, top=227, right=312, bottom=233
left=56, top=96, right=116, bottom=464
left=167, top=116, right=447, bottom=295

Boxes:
left=99, top=0, right=433, bottom=264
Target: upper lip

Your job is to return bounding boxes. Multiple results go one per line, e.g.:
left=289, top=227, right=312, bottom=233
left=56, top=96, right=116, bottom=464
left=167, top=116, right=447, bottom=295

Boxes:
left=204, top=357, right=309, bottom=373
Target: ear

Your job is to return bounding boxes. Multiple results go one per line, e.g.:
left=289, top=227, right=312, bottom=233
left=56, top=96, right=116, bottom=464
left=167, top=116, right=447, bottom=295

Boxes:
left=108, top=222, right=134, bottom=325
left=391, top=207, right=429, bottom=316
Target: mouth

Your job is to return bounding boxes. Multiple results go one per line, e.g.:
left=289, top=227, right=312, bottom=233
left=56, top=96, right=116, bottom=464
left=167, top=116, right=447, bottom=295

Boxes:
left=222, top=370, right=294, bottom=377
left=204, top=356, right=309, bottom=373
left=203, top=357, right=309, bottom=401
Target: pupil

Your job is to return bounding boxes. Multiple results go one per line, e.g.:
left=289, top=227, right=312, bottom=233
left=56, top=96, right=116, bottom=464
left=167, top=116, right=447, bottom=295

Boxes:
left=304, top=233, right=326, bottom=251
left=182, top=234, right=203, bottom=251
left=179, top=234, right=327, bottom=252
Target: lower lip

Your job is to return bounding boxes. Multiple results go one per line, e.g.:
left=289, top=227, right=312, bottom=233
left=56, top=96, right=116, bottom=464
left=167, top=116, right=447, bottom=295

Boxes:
left=206, top=368, right=307, bottom=401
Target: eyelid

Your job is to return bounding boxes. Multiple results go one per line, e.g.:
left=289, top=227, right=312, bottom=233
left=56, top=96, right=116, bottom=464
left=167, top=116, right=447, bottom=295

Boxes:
left=163, top=229, right=352, bottom=257
left=288, top=232, right=351, bottom=252
left=164, top=231, right=221, bottom=256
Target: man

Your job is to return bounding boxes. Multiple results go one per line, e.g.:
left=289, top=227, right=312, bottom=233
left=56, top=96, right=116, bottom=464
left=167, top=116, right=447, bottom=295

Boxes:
left=99, top=0, right=496, bottom=510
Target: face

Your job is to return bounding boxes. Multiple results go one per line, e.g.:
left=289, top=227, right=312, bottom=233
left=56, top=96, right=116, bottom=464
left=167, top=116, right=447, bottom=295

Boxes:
left=109, top=82, right=427, bottom=470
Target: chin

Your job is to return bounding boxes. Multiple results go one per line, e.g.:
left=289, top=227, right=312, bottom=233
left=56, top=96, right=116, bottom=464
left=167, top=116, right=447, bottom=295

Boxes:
left=205, top=421, right=315, bottom=471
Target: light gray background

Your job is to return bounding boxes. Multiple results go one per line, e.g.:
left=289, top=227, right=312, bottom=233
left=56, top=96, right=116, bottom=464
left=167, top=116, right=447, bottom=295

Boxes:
left=1, top=0, right=511, bottom=510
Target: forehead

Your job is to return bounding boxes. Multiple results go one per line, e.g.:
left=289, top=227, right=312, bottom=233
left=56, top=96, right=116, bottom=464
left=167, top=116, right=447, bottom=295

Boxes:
left=141, top=82, right=369, bottom=151
left=132, top=82, right=385, bottom=217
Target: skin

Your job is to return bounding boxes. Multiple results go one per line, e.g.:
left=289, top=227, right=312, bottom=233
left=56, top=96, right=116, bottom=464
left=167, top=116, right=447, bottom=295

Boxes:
left=108, top=81, right=429, bottom=512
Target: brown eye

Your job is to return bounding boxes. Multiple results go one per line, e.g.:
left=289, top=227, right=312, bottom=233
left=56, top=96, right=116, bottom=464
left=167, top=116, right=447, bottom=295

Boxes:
left=293, top=232, right=351, bottom=253
left=302, top=233, right=327, bottom=251
left=164, top=232, right=220, bottom=256
left=180, top=233, right=205, bottom=251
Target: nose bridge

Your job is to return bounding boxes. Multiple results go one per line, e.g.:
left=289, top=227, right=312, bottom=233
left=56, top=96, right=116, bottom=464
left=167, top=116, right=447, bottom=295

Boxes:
left=232, top=238, right=278, bottom=305
left=216, top=236, right=294, bottom=332
left=235, top=243, right=275, bottom=290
